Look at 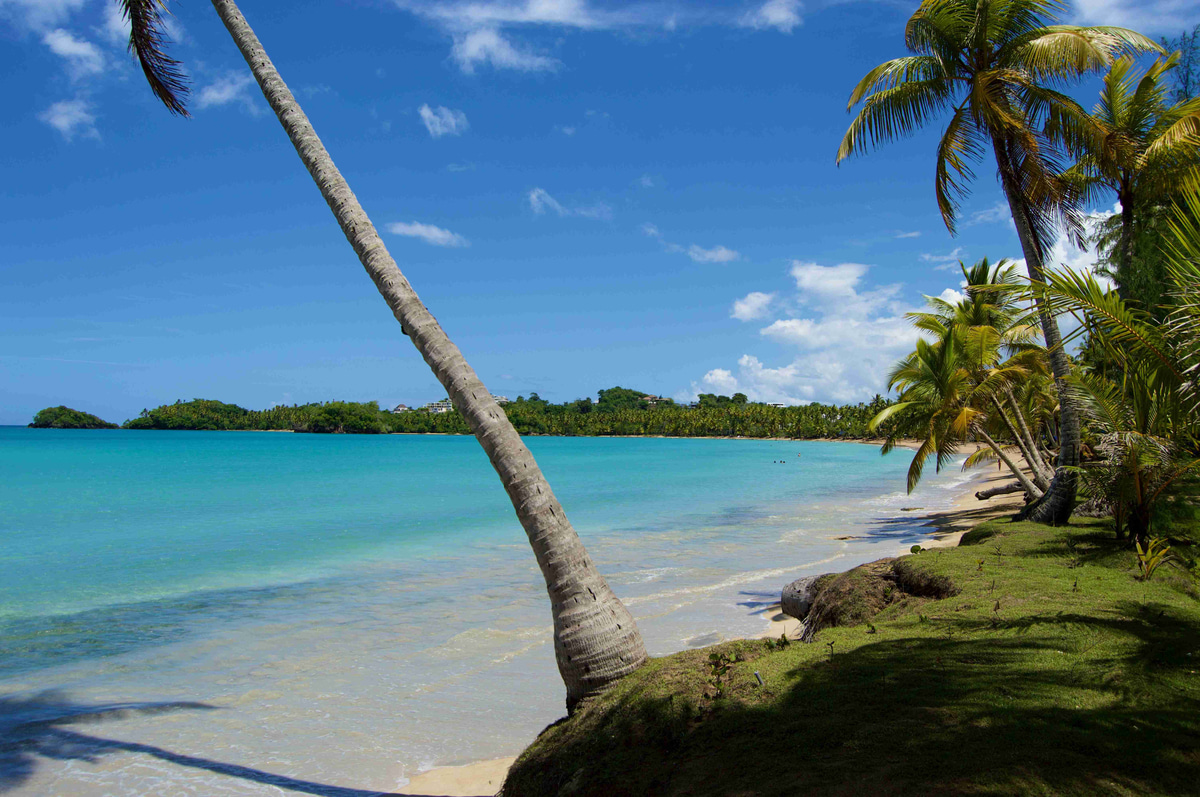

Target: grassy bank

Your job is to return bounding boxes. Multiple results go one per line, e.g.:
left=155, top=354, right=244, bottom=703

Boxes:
left=502, top=519, right=1200, bottom=796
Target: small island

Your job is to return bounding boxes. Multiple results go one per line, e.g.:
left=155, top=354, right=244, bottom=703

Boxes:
left=29, top=406, right=119, bottom=429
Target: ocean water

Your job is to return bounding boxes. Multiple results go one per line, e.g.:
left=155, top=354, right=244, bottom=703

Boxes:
left=0, top=428, right=984, bottom=795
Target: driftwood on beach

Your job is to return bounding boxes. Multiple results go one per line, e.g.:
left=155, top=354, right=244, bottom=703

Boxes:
left=976, top=481, right=1024, bottom=500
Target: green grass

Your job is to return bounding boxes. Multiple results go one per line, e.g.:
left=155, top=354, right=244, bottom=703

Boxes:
left=502, top=519, right=1200, bottom=796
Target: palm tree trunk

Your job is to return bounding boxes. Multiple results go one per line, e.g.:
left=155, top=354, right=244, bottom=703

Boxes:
left=976, top=429, right=1044, bottom=500
left=1116, top=186, right=1136, bottom=301
left=992, top=138, right=1080, bottom=524
left=210, top=0, right=646, bottom=710
left=990, top=396, right=1051, bottom=490
left=1003, top=387, right=1054, bottom=483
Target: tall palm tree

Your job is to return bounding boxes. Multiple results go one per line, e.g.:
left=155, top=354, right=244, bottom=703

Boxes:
left=1061, top=54, right=1200, bottom=308
left=117, top=0, right=646, bottom=710
left=837, top=0, right=1158, bottom=523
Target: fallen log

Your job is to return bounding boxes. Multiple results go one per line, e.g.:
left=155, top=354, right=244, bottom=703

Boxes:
left=976, top=481, right=1025, bottom=500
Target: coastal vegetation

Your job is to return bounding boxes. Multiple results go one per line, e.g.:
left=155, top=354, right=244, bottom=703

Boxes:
left=500, top=517, right=1200, bottom=795
left=28, top=406, right=118, bottom=429
left=838, top=0, right=1159, bottom=523
left=104, top=392, right=896, bottom=439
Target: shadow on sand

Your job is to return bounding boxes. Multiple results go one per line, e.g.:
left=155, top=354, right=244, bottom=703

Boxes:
left=0, top=690, right=476, bottom=797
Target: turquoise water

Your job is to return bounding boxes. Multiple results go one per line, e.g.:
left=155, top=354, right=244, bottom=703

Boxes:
left=0, top=427, right=982, bottom=795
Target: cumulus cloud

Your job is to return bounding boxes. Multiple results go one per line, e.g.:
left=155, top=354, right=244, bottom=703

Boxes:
left=685, top=259, right=920, bottom=406
left=739, top=0, right=803, bottom=33
left=387, top=221, right=470, bottom=247
left=731, top=291, right=775, bottom=321
left=197, top=73, right=259, bottom=112
left=39, top=98, right=97, bottom=141
left=43, top=28, right=104, bottom=78
left=528, top=187, right=611, bottom=220
left=419, top=104, right=469, bottom=137
left=790, top=261, right=867, bottom=295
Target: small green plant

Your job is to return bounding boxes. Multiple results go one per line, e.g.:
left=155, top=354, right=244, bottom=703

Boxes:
left=911, top=545, right=925, bottom=554
left=705, top=651, right=742, bottom=700
left=977, top=559, right=985, bottom=573
left=1136, top=537, right=1173, bottom=581
left=763, top=633, right=791, bottom=651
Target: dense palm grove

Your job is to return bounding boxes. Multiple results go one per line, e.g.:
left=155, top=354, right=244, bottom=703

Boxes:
left=114, top=392, right=896, bottom=439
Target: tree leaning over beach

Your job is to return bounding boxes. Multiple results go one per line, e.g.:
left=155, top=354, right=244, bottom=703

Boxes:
left=114, top=0, right=646, bottom=710
left=836, top=0, right=1159, bottom=523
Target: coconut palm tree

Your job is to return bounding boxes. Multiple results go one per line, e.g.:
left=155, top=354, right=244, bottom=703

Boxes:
left=873, top=261, right=1052, bottom=500
left=837, top=0, right=1159, bottom=523
left=908, top=258, right=1056, bottom=486
left=116, top=0, right=645, bottom=710
left=1036, top=183, right=1200, bottom=545
left=1060, top=53, right=1200, bottom=310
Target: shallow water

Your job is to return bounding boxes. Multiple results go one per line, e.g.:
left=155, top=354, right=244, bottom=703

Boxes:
left=0, top=428, right=983, bottom=794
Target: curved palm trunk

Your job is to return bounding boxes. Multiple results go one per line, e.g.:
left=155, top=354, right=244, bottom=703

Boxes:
left=992, top=139, right=1080, bottom=524
left=990, top=396, right=1051, bottom=490
left=976, top=429, right=1044, bottom=501
left=210, top=0, right=646, bottom=709
left=1004, top=387, right=1053, bottom=482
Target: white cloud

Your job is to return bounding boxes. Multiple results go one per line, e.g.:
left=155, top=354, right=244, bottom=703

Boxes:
left=530, top=187, right=568, bottom=216
left=1070, top=0, right=1193, bottom=33
left=556, top=124, right=576, bottom=135
left=967, top=202, right=1010, bottom=226
left=394, top=0, right=810, bottom=73
left=686, top=259, right=922, bottom=405
left=637, top=175, right=655, bottom=188
left=790, top=261, right=867, bottom=296
left=100, top=2, right=129, bottom=43
left=387, top=220, right=470, bottom=247
left=702, top=367, right=740, bottom=394
left=938, top=287, right=966, bottom=305
left=739, top=0, right=803, bottom=33
left=918, top=247, right=965, bottom=264
left=644, top=222, right=738, bottom=263
left=43, top=28, right=104, bottom=78
left=419, top=104, right=469, bottom=137
left=528, top=187, right=611, bottom=220
left=895, top=231, right=920, bottom=239
left=39, top=98, right=97, bottom=141
left=0, top=0, right=86, bottom=30
left=451, top=27, right=559, bottom=73
left=197, top=73, right=258, bottom=112
left=688, top=244, right=739, bottom=263
left=731, top=291, right=776, bottom=321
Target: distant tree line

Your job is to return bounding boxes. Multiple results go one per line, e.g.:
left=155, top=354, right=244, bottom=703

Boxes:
left=42, top=389, right=898, bottom=439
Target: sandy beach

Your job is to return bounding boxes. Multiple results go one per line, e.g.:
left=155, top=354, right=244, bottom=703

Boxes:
left=393, top=443, right=1031, bottom=796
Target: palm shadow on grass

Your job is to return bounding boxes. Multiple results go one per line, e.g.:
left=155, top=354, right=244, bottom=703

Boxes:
left=504, top=605, right=1200, bottom=796
left=0, top=690, right=457, bottom=797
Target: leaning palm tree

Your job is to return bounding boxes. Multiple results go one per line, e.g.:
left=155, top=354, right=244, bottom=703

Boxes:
left=1060, top=53, right=1200, bottom=307
left=837, top=0, right=1159, bottom=523
left=116, top=0, right=645, bottom=710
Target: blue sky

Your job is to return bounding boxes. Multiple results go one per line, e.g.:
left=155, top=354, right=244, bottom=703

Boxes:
left=0, top=0, right=1193, bottom=425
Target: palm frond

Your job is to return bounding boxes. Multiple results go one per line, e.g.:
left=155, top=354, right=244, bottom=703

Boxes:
left=121, top=0, right=190, bottom=116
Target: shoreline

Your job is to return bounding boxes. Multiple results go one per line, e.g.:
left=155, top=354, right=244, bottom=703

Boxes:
left=395, top=450, right=1023, bottom=796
